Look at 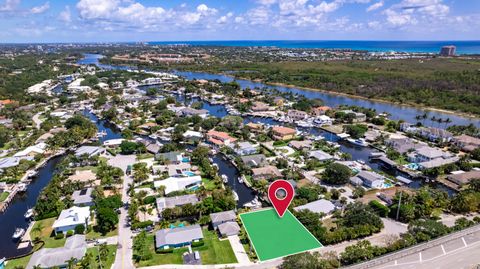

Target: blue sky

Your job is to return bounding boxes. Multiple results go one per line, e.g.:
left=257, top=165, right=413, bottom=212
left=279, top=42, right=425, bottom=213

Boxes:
left=0, top=0, right=478, bottom=42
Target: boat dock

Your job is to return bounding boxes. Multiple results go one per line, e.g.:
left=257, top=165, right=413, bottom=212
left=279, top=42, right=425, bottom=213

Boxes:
left=17, top=221, right=35, bottom=249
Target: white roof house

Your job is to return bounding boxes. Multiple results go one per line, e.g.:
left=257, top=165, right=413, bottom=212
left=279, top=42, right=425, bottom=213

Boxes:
left=309, top=150, right=333, bottom=162
left=294, top=199, right=336, bottom=215
left=52, top=206, right=90, bottom=234
left=13, top=143, right=47, bottom=157
left=154, top=176, right=202, bottom=194
left=183, top=130, right=203, bottom=139
left=74, top=146, right=105, bottom=157
left=103, top=138, right=125, bottom=147
left=0, top=156, right=34, bottom=169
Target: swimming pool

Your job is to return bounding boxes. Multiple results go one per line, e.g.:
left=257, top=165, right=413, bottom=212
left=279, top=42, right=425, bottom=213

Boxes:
left=183, top=171, right=196, bottom=176
left=182, top=157, right=190, bottom=163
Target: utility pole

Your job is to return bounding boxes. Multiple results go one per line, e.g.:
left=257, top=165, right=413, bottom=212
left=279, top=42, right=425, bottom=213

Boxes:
left=396, top=191, right=403, bottom=221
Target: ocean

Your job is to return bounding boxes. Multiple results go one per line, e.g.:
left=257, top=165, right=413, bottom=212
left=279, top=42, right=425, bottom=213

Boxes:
left=147, top=40, right=480, bottom=54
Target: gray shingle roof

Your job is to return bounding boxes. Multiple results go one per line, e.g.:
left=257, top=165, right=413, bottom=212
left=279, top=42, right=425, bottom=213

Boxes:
left=218, top=221, right=240, bottom=236
left=156, top=194, right=199, bottom=211
left=26, top=235, right=86, bottom=269
left=294, top=199, right=336, bottom=215
left=72, top=188, right=93, bottom=205
left=155, top=224, right=203, bottom=248
left=210, top=210, right=236, bottom=224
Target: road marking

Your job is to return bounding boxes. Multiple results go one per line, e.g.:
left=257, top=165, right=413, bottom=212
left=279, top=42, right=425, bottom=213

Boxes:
left=441, top=244, right=446, bottom=255
left=462, top=237, right=468, bottom=247
left=419, top=252, right=422, bottom=262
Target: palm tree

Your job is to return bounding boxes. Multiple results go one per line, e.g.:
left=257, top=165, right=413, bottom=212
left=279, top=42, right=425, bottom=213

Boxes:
left=99, top=243, right=109, bottom=258
left=65, top=257, right=77, bottom=269
left=32, top=222, right=44, bottom=241
left=421, top=112, right=428, bottom=126
left=139, top=206, right=147, bottom=221
left=444, top=118, right=452, bottom=128
left=430, top=116, right=437, bottom=125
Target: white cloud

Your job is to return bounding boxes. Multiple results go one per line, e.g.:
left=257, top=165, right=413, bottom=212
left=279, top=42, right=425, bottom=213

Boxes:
left=30, top=2, right=49, bottom=14
left=256, top=0, right=277, bottom=5
left=366, top=1, right=383, bottom=12
left=76, top=0, right=119, bottom=19
left=383, top=0, right=449, bottom=27
left=59, top=6, right=71, bottom=22
left=0, top=0, right=20, bottom=12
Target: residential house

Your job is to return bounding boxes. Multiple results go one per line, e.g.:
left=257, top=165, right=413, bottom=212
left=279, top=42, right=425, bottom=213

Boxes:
left=183, top=130, right=203, bottom=141
left=74, top=146, right=105, bottom=157
left=407, top=146, right=451, bottom=163
left=228, top=141, right=258, bottom=156
left=313, top=115, right=333, bottom=125
left=311, top=106, right=331, bottom=116
left=309, top=150, right=333, bottom=162
left=251, top=101, right=270, bottom=112
left=342, top=110, right=366, bottom=122
left=153, top=175, right=202, bottom=194
left=452, top=135, right=480, bottom=152
left=210, top=210, right=236, bottom=229
left=156, top=194, right=199, bottom=215
left=246, top=122, right=263, bottom=133
left=419, top=127, right=453, bottom=143
left=180, top=107, right=209, bottom=118
left=217, top=222, right=241, bottom=237
left=251, top=165, right=282, bottom=181
left=289, top=140, right=313, bottom=151
left=155, top=151, right=184, bottom=164
left=103, top=138, right=125, bottom=148
left=72, top=188, right=94, bottom=207
left=271, top=126, right=296, bottom=141
left=26, top=235, right=87, bottom=269
left=447, top=170, right=480, bottom=187
left=52, top=206, right=90, bottom=234
left=152, top=163, right=192, bottom=177
left=155, top=225, right=204, bottom=250
left=287, top=109, right=308, bottom=121
left=350, top=171, right=385, bottom=189
left=294, top=199, right=336, bottom=215
left=206, top=130, right=237, bottom=147
left=13, top=143, right=47, bottom=158
left=240, top=154, right=267, bottom=168
left=386, top=138, right=425, bottom=154
left=0, top=156, right=34, bottom=170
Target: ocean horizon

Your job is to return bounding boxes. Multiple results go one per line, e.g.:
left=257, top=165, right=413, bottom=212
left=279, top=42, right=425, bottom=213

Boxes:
left=147, top=40, right=480, bottom=54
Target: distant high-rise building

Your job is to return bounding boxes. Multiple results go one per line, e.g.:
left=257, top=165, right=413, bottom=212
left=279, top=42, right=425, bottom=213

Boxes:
left=439, top=45, right=456, bottom=56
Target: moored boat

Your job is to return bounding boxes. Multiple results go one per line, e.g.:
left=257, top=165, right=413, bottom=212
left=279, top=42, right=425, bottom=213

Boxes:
left=12, top=228, right=25, bottom=240
left=24, top=208, right=34, bottom=219
left=221, top=174, right=228, bottom=183
left=347, top=138, right=369, bottom=147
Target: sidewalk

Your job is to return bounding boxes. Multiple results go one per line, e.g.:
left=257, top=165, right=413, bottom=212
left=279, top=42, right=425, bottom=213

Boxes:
left=228, top=235, right=252, bottom=265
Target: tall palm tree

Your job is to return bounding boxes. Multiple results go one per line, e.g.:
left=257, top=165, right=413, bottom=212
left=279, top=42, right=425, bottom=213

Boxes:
left=421, top=112, right=428, bottom=126
left=32, top=222, right=44, bottom=241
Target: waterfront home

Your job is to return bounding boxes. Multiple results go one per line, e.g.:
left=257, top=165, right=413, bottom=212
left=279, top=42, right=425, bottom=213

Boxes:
left=251, top=165, right=282, bottom=181
left=228, top=141, right=258, bottom=156
left=72, top=188, right=94, bottom=207
left=289, top=140, right=313, bottom=150
left=287, top=109, right=308, bottom=121
left=271, top=126, right=296, bottom=141
left=103, top=138, right=125, bottom=148
left=155, top=224, right=203, bottom=250
left=294, top=199, right=336, bottom=215
left=153, top=163, right=192, bottom=177
left=26, top=235, right=87, bottom=269
left=418, top=156, right=459, bottom=170
left=210, top=210, right=236, bottom=229
left=0, top=156, right=34, bottom=170
left=400, top=122, right=418, bottom=133
left=13, top=142, right=47, bottom=158
left=251, top=101, right=270, bottom=112
left=180, top=107, right=209, bottom=118
left=52, top=206, right=90, bottom=234
left=311, top=106, right=331, bottom=116
left=419, top=127, right=453, bottom=143
left=447, top=170, right=480, bottom=187
left=452, top=135, right=480, bottom=152
left=350, top=171, right=385, bottom=189
left=217, top=221, right=241, bottom=237
left=156, top=194, right=199, bottom=216
left=386, top=137, right=425, bottom=154
left=240, top=154, right=267, bottom=168
left=407, top=146, right=451, bottom=163
left=74, top=146, right=105, bottom=157
left=206, top=130, right=237, bottom=146
left=309, top=150, right=334, bottom=162
left=246, top=122, right=264, bottom=133
left=155, top=151, right=184, bottom=164
left=153, top=175, right=202, bottom=194
left=342, top=110, right=366, bottom=122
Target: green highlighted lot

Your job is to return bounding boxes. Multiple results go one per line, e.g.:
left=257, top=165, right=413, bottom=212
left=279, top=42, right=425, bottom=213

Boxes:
left=240, top=208, right=322, bottom=261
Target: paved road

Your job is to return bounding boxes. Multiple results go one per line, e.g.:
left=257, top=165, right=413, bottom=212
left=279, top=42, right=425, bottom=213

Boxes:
left=368, top=230, right=480, bottom=269
left=110, top=154, right=136, bottom=269
left=32, top=112, right=43, bottom=129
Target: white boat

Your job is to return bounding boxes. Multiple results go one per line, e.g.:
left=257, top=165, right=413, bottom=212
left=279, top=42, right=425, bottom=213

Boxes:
left=24, top=208, right=34, bottom=219
left=238, top=177, right=244, bottom=184
left=232, top=191, right=239, bottom=201
left=17, top=183, right=27, bottom=192
left=97, top=130, right=107, bottom=137
left=221, top=174, right=228, bottom=183
left=26, top=170, right=38, bottom=178
left=12, top=228, right=25, bottom=240
left=357, top=159, right=366, bottom=165
left=243, top=197, right=261, bottom=208
left=149, top=134, right=158, bottom=140
left=347, top=138, right=369, bottom=147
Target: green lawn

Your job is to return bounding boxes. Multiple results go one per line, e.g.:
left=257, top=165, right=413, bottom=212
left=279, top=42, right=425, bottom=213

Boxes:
left=202, top=178, right=217, bottom=191
left=31, top=217, right=66, bottom=248
left=86, top=225, right=119, bottom=240
left=0, top=191, right=10, bottom=202
left=86, top=244, right=117, bottom=269
left=195, top=228, right=237, bottom=264
left=240, top=208, right=322, bottom=261
left=136, top=228, right=237, bottom=266
left=5, top=255, right=32, bottom=269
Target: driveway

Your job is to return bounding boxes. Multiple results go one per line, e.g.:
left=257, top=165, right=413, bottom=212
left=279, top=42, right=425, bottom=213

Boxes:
left=228, top=235, right=252, bottom=265
left=109, top=154, right=136, bottom=269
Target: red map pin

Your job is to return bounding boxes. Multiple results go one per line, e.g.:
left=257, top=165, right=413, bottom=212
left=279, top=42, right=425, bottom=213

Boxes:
left=268, top=180, right=295, bottom=218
